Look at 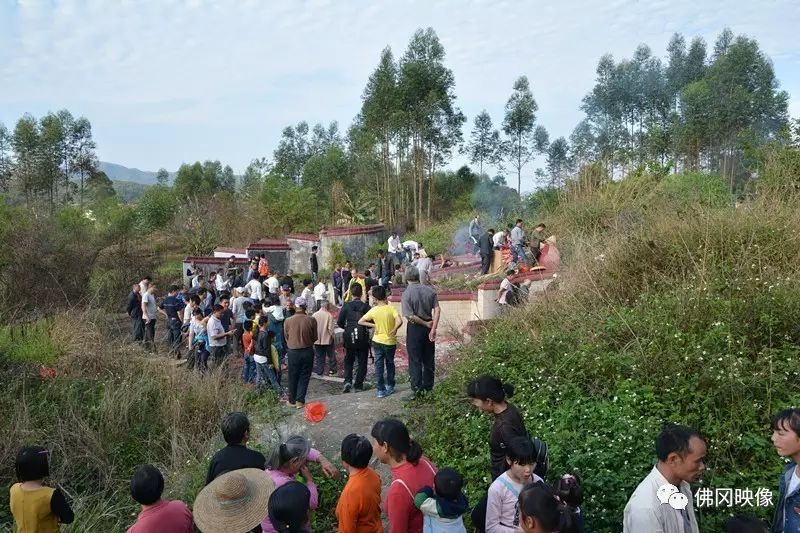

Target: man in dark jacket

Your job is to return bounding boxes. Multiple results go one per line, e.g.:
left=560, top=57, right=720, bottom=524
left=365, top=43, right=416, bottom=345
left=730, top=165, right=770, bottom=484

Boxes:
left=337, top=283, right=371, bottom=393
left=310, top=246, right=319, bottom=284
left=127, top=283, right=144, bottom=342
left=770, top=408, right=800, bottom=533
left=479, top=228, right=495, bottom=275
left=206, top=412, right=266, bottom=484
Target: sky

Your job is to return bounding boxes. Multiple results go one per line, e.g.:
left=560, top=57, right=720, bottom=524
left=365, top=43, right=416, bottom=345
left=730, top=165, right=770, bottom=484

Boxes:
left=1, top=0, right=799, bottom=192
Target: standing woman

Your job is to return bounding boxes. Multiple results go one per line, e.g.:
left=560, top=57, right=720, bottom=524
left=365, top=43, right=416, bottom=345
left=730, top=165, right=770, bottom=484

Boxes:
left=467, top=375, right=530, bottom=532
left=371, top=419, right=437, bottom=533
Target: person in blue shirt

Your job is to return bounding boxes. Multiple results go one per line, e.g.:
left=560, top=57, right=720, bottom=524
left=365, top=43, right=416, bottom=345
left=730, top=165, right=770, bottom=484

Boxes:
left=159, top=285, right=186, bottom=357
left=770, top=408, right=800, bottom=533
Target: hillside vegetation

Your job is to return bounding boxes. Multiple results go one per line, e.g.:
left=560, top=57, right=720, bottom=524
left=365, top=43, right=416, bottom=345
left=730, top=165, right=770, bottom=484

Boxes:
left=416, top=169, right=800, bottom=532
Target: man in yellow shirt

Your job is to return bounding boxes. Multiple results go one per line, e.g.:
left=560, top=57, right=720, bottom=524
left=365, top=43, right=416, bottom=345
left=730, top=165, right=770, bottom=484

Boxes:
left=358, top=285, right=402, bottom=398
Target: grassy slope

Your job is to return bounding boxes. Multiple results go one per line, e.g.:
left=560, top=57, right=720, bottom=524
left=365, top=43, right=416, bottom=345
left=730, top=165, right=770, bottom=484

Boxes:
left=415, top=172, right=800, bottom=532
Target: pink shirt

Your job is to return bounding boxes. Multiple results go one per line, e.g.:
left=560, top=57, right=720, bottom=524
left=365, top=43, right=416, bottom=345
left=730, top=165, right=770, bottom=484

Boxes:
left=127, top=500, right=192, bottom=533
left=260, top=448, right=321, bottom=533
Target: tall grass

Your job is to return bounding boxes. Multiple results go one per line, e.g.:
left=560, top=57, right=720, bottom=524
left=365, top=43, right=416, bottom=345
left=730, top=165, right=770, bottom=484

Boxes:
left=0, top=311, right=250, bottom=531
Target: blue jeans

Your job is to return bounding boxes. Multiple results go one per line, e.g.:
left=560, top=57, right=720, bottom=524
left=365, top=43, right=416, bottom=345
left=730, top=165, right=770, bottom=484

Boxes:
left=313, top=343, right=336, bottom=374
left=512, top=244, right=527, bottom=265
left=372, top=342, right=396, bottom=393
left=242, top=355, right=256, bottom=383
left=256, top=361, right=283, bottom=395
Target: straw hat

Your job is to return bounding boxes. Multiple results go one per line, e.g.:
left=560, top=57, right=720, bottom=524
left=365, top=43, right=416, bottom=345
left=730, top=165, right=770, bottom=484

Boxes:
left=193, top=468, right=274, bottom=533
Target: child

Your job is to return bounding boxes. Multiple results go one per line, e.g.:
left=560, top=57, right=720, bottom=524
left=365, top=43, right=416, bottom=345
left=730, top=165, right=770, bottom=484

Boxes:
left=188, top=308, right=209, bottom=371
left=268, top=481, right=311, bottom=533
left=241, top=319, right=256, bottom=384
left=553, top=473, right=585, bottom=533
left=485, top=436, right=543, bottom=533
left=518, top=482, right=580, bottom=533
left=255, top=318, right=285, bottom=397
left=128, top=464, right=192, bottom=532
left=10, top=446, right=74, bottom=532
left=414, top=467, right=469, bottom=532
left=335, top=434, right=383, bottom=532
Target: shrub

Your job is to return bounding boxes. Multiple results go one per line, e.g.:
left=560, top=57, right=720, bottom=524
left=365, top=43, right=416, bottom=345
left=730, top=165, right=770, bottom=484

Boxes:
left=415, top=180, right=800, bottom=533
left=0, top=311, right=250, bottom=530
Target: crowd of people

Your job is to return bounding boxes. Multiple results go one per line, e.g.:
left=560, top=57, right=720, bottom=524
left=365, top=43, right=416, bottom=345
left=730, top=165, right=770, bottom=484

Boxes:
left=10, top=377, right=799, bottom=532
left=125, top=240, right=441, bottom=407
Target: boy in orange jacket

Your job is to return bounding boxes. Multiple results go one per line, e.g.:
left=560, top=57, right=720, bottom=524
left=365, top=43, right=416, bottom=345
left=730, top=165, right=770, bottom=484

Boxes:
left=335, top=434, right=383, bottom=533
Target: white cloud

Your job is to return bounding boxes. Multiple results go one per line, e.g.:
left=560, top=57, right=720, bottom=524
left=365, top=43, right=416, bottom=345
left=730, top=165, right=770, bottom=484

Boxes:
left=0, top=0, right=798, bottom=191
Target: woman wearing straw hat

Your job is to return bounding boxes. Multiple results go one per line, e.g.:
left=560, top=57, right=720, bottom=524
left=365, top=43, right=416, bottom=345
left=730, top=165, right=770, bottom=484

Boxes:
left=193, top=468, right=275, bottom=533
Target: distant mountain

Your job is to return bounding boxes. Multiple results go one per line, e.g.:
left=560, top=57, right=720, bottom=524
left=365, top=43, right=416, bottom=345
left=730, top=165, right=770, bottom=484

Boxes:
left=112, top=180, right=150, bottom=203
left=99, top=162, right=174, bottom=185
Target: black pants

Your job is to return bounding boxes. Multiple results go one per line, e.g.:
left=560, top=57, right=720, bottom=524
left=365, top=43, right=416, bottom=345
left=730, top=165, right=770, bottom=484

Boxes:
left=143, top=319, right=156, bottom=350
left=406, top=322, right=435, bottom=392
left=471, top=494, right=488, bottom=533
left=210, top=346, right=227, bottom=368
left=480, top=252, right=491, bottom=275
left=287, top=347, right=314, bottom=404
left=343, top=345, right=369, bottom=389
left=131, top=316, right=144, bottom=341
left=167, top=318, right=182, bottom=353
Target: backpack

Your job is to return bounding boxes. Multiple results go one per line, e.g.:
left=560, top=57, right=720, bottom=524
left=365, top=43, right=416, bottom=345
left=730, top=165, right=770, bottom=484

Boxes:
left=505, top=282, right=523, bottom=307
left=532, top=437, right=549, bottom=480
left=344, top=302, right=370, bottom=349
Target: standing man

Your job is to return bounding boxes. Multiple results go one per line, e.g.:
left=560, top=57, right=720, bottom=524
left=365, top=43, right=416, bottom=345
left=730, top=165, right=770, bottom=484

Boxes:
left=400, top=265, right=441, bottom=401
left=479, top=228, right=495, bottom=275
left=283, top=296, right=317, bottom=409
left=492, top=226, right=507, bottom=250
left=313, top=276, right=328, bottom=311
left=378, top=250, right=393, bottom=289
left=337, top=284, right=371, bottom=393
left=358, top=286, right=402, bottom=399
left=207, top=304, right=234, bottom=368
left=127, top=283, right=144, bottom=342
left=141, top=283, right=158, bottom=352
left=387, top=232, right=403, bottom=265
left=469, top=214, right=482, bottom=254
left=310, top=246, right=320, bottom=284
left=245, top=274, right=262, bottom=304
left=530, top=223, right=547, bottom=264
left=281, top=270, right=296, bottom=296
left=266, top=270, right=280, bottom=296
left=510, top=219, right=526, bottom=265
left=623, top=424, right=704, bottom=533
left=770, top=408, right=800, bottom=533
left=159, top=285, right=185, bottom=357
left=312, top=299, right=336, bottom=376
left=332, top=265, right=343, bottom=307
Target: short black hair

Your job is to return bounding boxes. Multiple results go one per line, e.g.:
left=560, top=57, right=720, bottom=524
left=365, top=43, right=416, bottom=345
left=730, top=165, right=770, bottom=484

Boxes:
left=130, top=464, right=164, bottom=505
left=434, top=467, right=463, bottom=501
left=15, top=446, right=49, bottom=482
left=220, top=295, right=230, bottom=303
left=350, top=284, right=363, bottom=298
left=771, top=408, right=800, bottom=437
left=535, top=223, right=546, bottom=229
left=258, top=316, right=269, bottom=328
left=311, top=246, right=318, bottom=251
left=372, top=285, right=387, bottom=301
left=506, top=436, right=537, bottom=465
left=212, top=304, right=224, bottom=313
left=516, top=218, right=523, bottom=224
left=303, top=278, right=312, bottom=287
left=169, top=284, right=179, bottom=293
left=221, top=412, right=250, bottom=444
left=269, top=481, right=310, bottom=532
left=341, top=434, right=372, bottom=469
left=655, top=423, right=703, bottom=461
left=190, top=295, right=201, bottom=305
left=244, top=320, right=254, bottom=331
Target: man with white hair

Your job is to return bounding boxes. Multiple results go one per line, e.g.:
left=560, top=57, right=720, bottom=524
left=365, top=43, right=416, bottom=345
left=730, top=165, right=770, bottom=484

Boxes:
left=283, top=296, right=317, bottom=409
